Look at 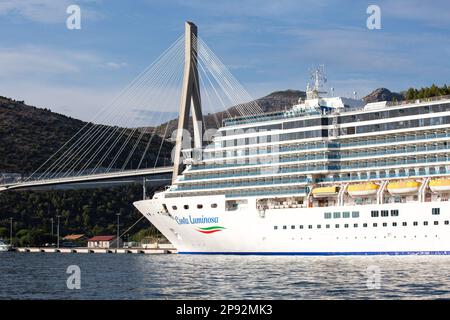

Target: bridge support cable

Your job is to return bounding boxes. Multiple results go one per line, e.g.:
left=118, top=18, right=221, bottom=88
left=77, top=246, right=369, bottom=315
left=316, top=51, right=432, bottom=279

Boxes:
left=197, top=36, right=263, bottom=116
left=24, top=36, right=184, bottom=183
left=64, top=41, right=185, bottom=177
left=27, top=36, right=185, bottom=182
left=6, top=21, right=269, bottom=190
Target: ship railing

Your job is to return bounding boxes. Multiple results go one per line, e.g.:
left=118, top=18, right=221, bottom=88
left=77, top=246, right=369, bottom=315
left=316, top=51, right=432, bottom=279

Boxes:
left=316, top=168, right=450, bottom=183
left=225, top=187, right=309, bottom=198
left=174, top=178, right=310, bottom=191
left=200, top=132, right=450, bottom=164
left=191, top=145, right=450, bottom=172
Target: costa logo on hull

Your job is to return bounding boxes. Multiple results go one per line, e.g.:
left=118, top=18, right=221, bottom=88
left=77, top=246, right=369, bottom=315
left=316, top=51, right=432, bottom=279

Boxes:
left=196, top=226, right=226, bottom=234
left=174, top=216, right=225, bottom=234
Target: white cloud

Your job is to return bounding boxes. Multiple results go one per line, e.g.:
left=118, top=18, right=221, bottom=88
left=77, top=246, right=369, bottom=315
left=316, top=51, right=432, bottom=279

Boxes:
left=382, top=0, right=450, bottom=28
left=0, top=45, right=129, bottom=81
left=104, top=61, right=128, bottom=69
left=0, top=0, right=104, bottom=24
left=1, top=82, right=117, bottom=122
left=0, top=46, right=103, bottom=79
left=175, top=0, right=335, bottom=18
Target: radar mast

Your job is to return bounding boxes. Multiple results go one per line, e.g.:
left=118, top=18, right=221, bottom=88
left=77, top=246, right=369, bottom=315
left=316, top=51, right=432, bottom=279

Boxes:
left=306, top=65, right=327, bottom=100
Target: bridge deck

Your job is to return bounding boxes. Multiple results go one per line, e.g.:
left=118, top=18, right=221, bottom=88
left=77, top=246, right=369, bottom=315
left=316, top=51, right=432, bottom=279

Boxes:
left=0, top=166, right=173, bottom=192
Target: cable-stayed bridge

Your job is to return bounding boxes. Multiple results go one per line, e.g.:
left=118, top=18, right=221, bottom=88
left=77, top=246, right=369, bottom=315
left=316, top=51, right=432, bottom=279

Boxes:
left=0, top=22, right=263, bottom=195
left=0, top=167, right=172, bottom=192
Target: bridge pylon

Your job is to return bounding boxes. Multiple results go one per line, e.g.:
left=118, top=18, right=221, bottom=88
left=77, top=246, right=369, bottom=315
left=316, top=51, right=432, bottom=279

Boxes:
left=172, top=21, right=203, bottom=183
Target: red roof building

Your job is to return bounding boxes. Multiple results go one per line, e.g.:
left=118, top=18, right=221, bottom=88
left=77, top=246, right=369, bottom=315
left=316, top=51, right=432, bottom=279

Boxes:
left=87, top=235, right=122, bottom=248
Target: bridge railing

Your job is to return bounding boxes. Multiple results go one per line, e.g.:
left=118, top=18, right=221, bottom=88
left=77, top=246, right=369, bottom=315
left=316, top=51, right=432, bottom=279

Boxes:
left=0, top=166, right=173, bottom=187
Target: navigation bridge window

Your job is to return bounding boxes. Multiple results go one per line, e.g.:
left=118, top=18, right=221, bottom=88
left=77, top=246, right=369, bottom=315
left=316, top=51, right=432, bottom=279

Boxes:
left=432, top=208, right=441, bottom=215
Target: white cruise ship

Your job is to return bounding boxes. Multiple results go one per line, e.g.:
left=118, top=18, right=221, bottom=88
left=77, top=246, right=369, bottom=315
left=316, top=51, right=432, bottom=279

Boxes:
left=134, top=68, right=450, bottom=255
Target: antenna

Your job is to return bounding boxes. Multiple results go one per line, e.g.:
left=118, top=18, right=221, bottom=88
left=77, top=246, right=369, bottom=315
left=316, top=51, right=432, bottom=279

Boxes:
left=306, top=64, right=327, bottom=100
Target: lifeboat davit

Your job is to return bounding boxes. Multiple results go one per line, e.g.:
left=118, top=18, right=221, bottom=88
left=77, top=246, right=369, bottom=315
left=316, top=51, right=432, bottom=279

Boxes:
left=348, top=183, right=379, bottom=197
left=429, top=179, right=450, bottom=193
left=312, top=186, right=338, bottom=198
left=387, top=180, right=420, bottom=195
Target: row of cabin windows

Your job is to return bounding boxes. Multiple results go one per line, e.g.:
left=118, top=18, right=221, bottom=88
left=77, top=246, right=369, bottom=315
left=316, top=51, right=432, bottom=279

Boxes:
left=274, top=220, right=449, bottom=230
left=324, top=211, right=360, bottom=219
left=338, top=103, right=450, bottom=124
left=370, top=209, right=399, bottom=217
left=171, top=203, right=218, bottom=211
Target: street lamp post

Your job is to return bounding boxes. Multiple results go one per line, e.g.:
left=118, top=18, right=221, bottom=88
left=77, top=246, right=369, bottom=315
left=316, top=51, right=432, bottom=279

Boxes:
left=50, top=218, right=54, bottom=236
left=9, top=217, right=13, bottom=248
left=56, top=215, right=61, bottom=249
left=116, top=213, right=121, bottom=251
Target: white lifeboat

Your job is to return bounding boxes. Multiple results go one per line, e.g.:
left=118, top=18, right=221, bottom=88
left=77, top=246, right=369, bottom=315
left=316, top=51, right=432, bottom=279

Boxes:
left=429, top=179, right=450, bottom=193
left=347, top=183, right=379, bottom=197
left=312, top=186, right=338, bottom=198
left=387, top=180, right=420, bottom=195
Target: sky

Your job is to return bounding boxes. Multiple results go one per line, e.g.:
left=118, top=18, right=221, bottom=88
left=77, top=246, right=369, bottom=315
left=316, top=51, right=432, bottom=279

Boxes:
left=0, top=0, right=449, bottom=125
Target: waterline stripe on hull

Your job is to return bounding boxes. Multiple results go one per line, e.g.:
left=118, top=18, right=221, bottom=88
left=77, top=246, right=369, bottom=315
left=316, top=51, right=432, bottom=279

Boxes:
left=178, top=251, right=450, bottom=256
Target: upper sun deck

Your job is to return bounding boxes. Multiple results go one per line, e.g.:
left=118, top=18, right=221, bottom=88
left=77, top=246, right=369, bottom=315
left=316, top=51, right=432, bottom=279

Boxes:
left=222, top=94, right=450, bottom=128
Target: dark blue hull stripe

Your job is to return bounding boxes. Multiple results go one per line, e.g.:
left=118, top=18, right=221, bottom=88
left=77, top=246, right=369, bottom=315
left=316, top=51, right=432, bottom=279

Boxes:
left=178, top=251, right=450, bottom=256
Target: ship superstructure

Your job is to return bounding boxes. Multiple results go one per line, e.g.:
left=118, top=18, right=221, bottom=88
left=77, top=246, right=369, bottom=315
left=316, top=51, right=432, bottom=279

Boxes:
left=134, top=23, right=450, bottom=254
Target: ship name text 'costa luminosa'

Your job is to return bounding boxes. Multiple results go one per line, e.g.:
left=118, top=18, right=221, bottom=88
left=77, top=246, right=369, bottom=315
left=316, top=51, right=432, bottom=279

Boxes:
left=134, top=66, right=450, bottom=255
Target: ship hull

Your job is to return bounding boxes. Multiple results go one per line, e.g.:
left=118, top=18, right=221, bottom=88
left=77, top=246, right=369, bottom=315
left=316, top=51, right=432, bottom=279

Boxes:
left=134, top=195, right=450, bottom=255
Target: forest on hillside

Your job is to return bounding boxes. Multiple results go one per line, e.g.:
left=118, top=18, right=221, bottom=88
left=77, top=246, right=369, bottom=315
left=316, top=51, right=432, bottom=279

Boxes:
left=0, top=96, right=172, bottom=175
left=0, top=184, right=161, bottom=246
left=404, top=84, right=450, bottom=100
